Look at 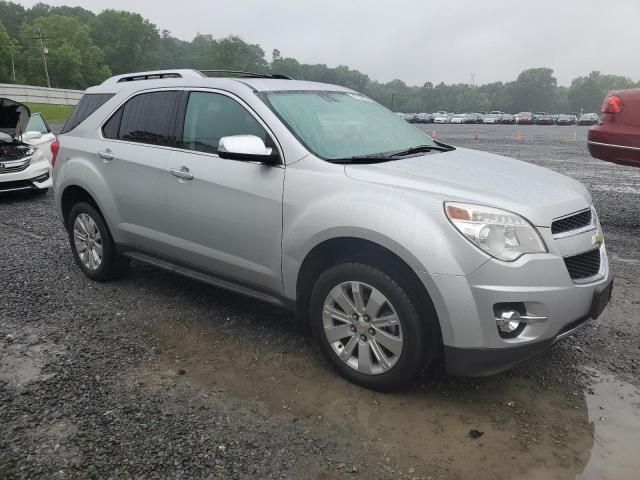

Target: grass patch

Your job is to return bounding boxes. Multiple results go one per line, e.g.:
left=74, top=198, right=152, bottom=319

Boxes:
left=24, top=103, right=75, bottom=124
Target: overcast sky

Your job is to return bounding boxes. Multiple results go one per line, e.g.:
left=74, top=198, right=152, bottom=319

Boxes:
left=17, top=0, right=640, bottom=86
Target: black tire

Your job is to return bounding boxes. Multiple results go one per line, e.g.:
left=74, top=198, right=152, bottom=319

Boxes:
left=66, top=202, right=128, bottom=281
left=309, top=262, right=439, bottom=391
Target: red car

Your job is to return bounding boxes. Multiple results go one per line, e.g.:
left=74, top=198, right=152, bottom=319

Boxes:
left=588, top=88, right=640, bottom=167
left=516, top=112, right=534, bottom=125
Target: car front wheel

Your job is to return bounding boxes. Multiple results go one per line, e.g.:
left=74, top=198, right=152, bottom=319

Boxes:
left=309, top=262, right=437, bottom=391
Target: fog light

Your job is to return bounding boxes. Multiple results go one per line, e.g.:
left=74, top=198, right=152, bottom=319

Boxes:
left=496, top=310, right=523, bottom=333
left=494, top=303, right=548, bottom=339
left=33, top=172, right=50, bottom=183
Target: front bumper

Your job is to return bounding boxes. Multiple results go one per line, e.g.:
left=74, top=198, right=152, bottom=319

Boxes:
left=443, top=276, right=613, bottom=376
left=0, top=157, right=52, bottom=192
left=420, top=222, right=612, bottom=376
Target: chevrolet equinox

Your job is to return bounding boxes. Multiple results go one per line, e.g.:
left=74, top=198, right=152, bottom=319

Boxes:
left=53, top=69, right=613, bottom=390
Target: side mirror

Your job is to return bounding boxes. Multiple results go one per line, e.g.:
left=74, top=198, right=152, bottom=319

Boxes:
left=217, top=135, right=278, bottom=164
left=22, top=131, right=43, bottom=140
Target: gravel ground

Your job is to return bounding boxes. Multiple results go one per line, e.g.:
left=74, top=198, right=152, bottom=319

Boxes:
left=1, top=124, right=639, bottom=479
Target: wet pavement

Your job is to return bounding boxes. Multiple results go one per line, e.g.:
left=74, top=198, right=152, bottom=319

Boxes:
left=1, top=124, right=639, bottom=479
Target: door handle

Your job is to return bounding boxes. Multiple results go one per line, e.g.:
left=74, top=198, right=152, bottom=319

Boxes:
left=97, top=150, right=114, bottom=161
left=170, top=166, right=194, bottom=180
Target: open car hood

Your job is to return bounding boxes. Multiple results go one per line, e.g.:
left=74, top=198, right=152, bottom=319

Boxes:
left=0, top=98, right=30, bottom=139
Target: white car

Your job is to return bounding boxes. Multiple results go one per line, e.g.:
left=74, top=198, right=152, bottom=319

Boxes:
left=482, top=114, right=501, bottom=124
left=449, top=114, right=467, bottom=124
left=0, top=98, right=55, bottom=194
left=433, top=113, right=449, bottom=124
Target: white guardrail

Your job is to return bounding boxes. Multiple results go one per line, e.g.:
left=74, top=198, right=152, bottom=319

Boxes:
left=0, top=83, right=83, bottom=106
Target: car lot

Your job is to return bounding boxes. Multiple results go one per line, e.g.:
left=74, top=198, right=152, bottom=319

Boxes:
left=1, top=124, right=639, bottom=479
left=399, top=112, right=597, bottom=125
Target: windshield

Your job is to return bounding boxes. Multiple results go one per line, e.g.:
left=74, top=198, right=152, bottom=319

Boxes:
left=260, top=90, right=438, bottom=161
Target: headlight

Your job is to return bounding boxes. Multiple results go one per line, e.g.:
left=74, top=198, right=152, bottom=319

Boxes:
left=445, top=202, right=547, bottom=261
left=30, top=148, right=46, bottom=163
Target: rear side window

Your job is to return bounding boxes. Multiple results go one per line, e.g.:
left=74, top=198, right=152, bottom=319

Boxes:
left=61, top=93, right=114, bottom=134
left=102, top=107, right=123, bottom=139
left=109, top=91, right=181, bottom=147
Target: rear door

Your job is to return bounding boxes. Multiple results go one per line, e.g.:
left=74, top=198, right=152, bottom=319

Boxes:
left=98, top=89, right=181, bottom=255
left=166, top=90, right=285, bottom=293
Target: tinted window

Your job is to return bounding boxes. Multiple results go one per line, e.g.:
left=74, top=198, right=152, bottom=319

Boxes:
left=102, top=107, right=123, bottom=139
left=61, top=93, right=114, bottom=134
left=118, top=91, right=180, bottom=147
left=182, top=92, right=267, bottom=154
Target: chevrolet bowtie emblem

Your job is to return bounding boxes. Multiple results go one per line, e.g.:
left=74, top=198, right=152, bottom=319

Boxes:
left=593, top=230, right=605, bottom=246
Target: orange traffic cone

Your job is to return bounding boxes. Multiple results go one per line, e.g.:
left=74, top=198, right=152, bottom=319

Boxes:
left=474, top=132, right=480, bottom=140
left=431, top=130, right=437, bottom=139
left=515, top=131, right=524, bottom=141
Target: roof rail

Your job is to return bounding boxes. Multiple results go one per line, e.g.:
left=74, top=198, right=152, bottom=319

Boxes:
left=199, top=70, right=292, bottom=79
left=101, top=69, right=205, bottom=84
left=100, top=69, right=293, bottom=85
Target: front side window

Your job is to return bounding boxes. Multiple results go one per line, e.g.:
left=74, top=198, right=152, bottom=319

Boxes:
left=25, top=114, right=50, bottom=134
left=117, top=91, right=181, bottom=147
left=261, top=91, right=437, bottom=161
left=182, top=92, right=267, bottom=154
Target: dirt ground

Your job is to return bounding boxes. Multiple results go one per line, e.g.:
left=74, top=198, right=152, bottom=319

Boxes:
left=1, top=124, right=639, bottom=479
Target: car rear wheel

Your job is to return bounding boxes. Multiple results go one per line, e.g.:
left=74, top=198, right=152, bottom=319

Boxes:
left=67, top=202, right=128, bottom=281
left=309, top=262, right=437, bottom=391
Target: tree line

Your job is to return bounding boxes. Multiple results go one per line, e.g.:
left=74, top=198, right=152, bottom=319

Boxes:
left=0, top=1, right=638, bottom=113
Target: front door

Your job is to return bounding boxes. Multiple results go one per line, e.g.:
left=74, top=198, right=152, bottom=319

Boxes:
left=167, top=91, right=285, bottom=293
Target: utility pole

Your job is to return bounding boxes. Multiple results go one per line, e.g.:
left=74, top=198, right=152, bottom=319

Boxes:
left=38, top=30, right=51, bottom=88
left=391, top=92, right=395, bottom=111
left=10, top=53, right=16, bottom=81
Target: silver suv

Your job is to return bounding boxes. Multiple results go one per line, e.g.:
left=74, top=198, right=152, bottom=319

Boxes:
left=53, top=69, right=613, bottom=390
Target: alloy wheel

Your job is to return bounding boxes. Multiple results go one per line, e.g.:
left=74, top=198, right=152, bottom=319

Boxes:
left=322, top=281, right=403, bottom=375
left=73, top=213, right=103, bottom=271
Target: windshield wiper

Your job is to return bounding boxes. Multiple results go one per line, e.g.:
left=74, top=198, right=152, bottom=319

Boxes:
left=388, top=144, right=452, bottom=158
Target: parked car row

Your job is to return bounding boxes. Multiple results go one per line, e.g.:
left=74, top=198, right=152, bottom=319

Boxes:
left=397, top=111, right=600, bottom=126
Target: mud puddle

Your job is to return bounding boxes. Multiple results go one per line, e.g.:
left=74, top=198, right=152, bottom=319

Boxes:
left=578, top=369, right=640, bottom=480
left=146, top=319, right=638, bottom=479
left=0, top=329, right=60, bottom=390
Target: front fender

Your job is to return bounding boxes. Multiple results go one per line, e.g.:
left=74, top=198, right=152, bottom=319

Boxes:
left=281, top=159, right=489, bottom=300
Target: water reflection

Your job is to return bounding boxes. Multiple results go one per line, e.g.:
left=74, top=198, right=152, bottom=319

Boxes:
left=578, top=368, right=640, bottom=480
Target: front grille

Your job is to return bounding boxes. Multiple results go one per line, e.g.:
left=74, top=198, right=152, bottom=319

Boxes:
left=0, top=158, right=30, bottom=174
left=552, top=209, right=592, bottom=235
left=0, top=179, right=35, bottom=192
left=564, top=249, right=601, bottom=280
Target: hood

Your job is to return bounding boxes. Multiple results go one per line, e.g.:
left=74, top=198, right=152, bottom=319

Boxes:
left=0, top=98, right=30, bottom=139
left=344, top=148, right=591, bottom=228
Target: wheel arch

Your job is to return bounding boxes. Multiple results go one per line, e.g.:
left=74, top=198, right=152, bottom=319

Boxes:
left=60, top=184, right=104, bottom=229
left=294, top=235, right=443, bottom=347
